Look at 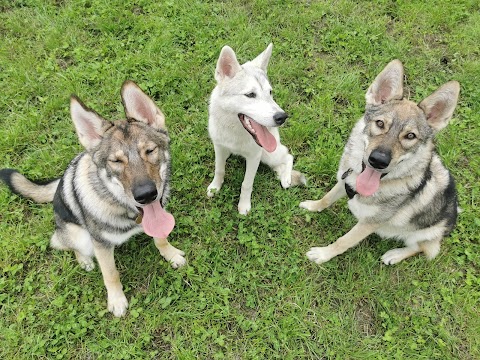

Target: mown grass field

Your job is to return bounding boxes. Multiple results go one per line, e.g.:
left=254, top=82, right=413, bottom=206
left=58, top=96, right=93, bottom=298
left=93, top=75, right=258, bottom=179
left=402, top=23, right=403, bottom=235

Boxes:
left=0, top=0, right=479, bottom=359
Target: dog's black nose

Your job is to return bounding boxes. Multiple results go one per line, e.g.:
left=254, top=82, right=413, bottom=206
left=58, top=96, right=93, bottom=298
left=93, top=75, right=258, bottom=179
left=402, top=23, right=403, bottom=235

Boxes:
left=273, top=112, right=288, bottom=125
left=368, top=149, right=391, bottom=169
left=133, top=181, right=158, bottom=204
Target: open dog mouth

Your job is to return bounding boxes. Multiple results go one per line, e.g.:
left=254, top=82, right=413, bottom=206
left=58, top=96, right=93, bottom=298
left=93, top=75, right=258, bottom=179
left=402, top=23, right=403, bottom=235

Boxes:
left=238, top=114, right=277, bottom=152
left=135, top=200, right=175, bottom=238
left=356, top=162, right=388, bottom=197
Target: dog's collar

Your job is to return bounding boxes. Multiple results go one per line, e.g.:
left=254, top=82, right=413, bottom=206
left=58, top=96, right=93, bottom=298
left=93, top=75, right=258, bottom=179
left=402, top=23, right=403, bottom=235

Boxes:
left=345, top=183, right=357, bottom=199
left=341, top=168, right=357, bottom=199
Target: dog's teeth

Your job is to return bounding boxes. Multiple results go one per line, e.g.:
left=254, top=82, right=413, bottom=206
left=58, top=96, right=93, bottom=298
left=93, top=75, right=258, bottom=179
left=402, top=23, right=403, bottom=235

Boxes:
left=244, top=118, right=255, bottom=133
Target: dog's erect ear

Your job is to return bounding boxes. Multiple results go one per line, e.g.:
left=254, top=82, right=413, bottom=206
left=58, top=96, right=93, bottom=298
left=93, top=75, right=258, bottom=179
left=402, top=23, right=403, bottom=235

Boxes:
left=215, top=46, right=242, bottom=81
left=250, top=43, right=273, bottom=72
left=70, top=96, right=109, bottom=150
left=366, top=60, right=404, bottom=106
left=418, top=81, right=460, bottom=132
left=121, top=81, right=166, bottom=130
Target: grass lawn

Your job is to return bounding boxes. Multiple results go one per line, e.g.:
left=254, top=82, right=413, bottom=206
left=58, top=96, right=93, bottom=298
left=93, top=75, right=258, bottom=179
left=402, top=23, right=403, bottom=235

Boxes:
left=0, top=0, right=479, bottom=358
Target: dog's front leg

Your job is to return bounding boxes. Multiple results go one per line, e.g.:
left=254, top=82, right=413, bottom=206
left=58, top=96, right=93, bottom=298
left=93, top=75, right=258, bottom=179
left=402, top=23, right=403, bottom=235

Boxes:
left=93, top=241, right=128, bottom=317
left=154, top=237, right=186, bottom=269
left=306, top=222, right=378, bottom=264
left=238, top=154, right=261, bottom=215
left=300, top=181, right=346, bottom=212
left=207, top=144, right=230, bottom=197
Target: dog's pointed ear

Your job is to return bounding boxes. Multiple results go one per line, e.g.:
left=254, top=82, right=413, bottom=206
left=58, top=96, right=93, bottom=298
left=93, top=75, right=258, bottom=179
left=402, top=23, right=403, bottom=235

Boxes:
left=366, top=60, right=404, bottom=106
left=70, top=96, right=109, bottom=150
left=250, top=43, right=273, bottom=72
left=418, top=81, right=460, bottom=132
left=121, top=81, right=166, bottom=130
left=215, top=46, right=242, bottom=81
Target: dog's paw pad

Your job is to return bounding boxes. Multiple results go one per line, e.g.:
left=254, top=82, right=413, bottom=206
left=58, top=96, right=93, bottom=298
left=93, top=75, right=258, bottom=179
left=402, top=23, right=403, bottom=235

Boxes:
left=381, top=248, right=409, bottom=265
left=108, top=293, right=128, bottom=317
left=306, top=247, right=333, bottom=264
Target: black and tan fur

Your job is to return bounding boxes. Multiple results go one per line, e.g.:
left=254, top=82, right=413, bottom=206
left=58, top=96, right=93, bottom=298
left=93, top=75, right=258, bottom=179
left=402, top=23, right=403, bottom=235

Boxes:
left=300, top=60, right=460, bottom=265
left=0, top=81, right=186, bottom=317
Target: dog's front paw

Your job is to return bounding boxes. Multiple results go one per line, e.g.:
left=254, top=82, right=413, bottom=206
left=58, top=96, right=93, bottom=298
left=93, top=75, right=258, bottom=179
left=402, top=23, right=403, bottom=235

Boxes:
left=299, top=200, right=323, bottom=212
left=207, top=181, right=222, bottom=198
left=107, top=291, right=128, bottom=317
left=166, top=248, right=186, bottom=269
left=158, top=244, right=186, bottom=269
left=238, top=201, right=251, bottom=215
left=306, top=247, right=335, bottom=264
left=207, top=187, right=217, bottom=198
left=280, top=173, right=292, bottom=189
left=170, top=254, right=187, bottom=269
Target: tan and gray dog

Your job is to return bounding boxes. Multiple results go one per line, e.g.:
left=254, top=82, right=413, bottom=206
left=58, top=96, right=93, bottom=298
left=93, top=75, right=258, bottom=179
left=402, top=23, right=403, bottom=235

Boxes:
left=301, top=60, right=460, bottom=265
left=0, top=81, right=186, bottom=317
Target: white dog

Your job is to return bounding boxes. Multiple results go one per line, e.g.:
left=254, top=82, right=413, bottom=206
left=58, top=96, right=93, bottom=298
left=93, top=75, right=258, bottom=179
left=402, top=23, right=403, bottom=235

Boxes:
left=207, top=43, right=306, bottom=214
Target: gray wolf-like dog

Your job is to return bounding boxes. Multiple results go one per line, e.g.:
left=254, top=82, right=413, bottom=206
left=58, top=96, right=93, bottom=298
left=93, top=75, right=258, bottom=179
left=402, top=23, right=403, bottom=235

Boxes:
left=0, top=81, right=186, bottom=317
left=300, top=60, right=460, bottom=265
left=207, top=43, right=306, bottom=215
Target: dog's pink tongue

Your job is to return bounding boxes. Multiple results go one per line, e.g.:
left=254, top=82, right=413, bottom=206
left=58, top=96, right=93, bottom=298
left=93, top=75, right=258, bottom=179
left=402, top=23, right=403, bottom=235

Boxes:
left=141, top=201, right=175, bottom=238
left=356, top=167, right=382, bottom=196
left=250, top=120, right=277, bottom=153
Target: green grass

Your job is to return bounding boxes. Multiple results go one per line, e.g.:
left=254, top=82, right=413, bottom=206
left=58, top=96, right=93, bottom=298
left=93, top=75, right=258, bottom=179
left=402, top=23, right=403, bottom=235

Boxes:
left=1, top=0, right=479, bottom=358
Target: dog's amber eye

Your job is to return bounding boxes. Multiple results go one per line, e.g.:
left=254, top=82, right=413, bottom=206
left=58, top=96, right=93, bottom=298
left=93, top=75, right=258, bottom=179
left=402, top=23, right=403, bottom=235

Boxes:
left=245, top=92, right=256, bottom=98
left=376, top=120, right=385, bottom=128
left=405, top=132, right=416, bottom=140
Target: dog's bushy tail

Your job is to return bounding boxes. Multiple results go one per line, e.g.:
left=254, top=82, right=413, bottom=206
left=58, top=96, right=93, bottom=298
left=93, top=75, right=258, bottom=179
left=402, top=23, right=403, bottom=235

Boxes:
left=0, top=169, right=60, bottom=203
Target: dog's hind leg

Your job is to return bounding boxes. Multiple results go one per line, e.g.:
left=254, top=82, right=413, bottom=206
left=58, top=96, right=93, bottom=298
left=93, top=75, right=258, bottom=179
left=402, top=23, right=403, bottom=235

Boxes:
left=382, top=238, right=441, bottom=265
left=306, top=221, right=378, bottom=264
left=381, top=244, right=421, bottom=265
left=300, top=181, right=346, bottom=212
left=207, top=144, right=230, bottom=197
left=154, top=237, right=186, bottom=269
left=50, top=223, right=95, bottom=271
left=419, top=238, right=441, bottom=260
left=93, top=241, right=128, bottom=317
left=262, top=143, right=306, bottom=188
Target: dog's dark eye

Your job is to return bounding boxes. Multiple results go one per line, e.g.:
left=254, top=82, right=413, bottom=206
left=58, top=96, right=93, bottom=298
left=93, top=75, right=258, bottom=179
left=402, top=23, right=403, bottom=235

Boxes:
left=146, top=148, right=157, bottom=155
left=109, top=158, right=123, bottom=164
left=245, top=92, right=256, bottom=98
left=376, top=120, right=385, bottom=128
left=269, top=89, right=272, bottom=96
left=405, top=132, right=416, bottom=140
